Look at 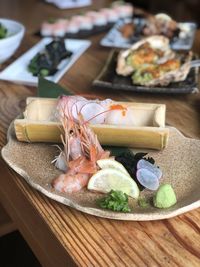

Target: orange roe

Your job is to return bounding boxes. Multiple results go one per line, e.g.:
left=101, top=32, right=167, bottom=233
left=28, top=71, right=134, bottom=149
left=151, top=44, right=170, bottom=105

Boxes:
left=109, top=104, right=127, bottom=116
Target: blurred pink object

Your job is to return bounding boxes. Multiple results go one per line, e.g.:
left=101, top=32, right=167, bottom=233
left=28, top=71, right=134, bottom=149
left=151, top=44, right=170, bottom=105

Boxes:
left=99, top=8, right=119, bottom=23
left=41, top=21, right=55, bottom=36
left=69, top=15, right=93, bottom=32
left=66, top=19, right=80, bottom=34
left=41, top=19, right=68, bottom=37
left=53, top=19, right=68, bottom=36
left=86, top=11, right=107, bottom=27
left=112, top=4, right=134, bottom=18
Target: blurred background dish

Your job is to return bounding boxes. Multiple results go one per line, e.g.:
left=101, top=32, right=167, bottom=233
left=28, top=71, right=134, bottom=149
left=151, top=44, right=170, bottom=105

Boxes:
left=93, top=50, right=198, bottom=94
left=0, top=38, right=91, bottom=86
left=101, top=17, right=197, bottom=50
left=40, top=2, right=134, bottom=38
left=131, top=0, right=200, bottom=24
left=0, top=18, right=25, bottom=64
left=44, top=0, right=92, bottom=9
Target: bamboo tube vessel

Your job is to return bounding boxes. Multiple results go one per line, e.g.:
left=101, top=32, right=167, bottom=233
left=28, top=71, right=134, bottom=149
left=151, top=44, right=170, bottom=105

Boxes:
left=14, top=97, right=169, bottom=150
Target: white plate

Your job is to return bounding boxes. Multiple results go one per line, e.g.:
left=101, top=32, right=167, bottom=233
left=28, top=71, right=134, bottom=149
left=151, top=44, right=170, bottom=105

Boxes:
left=101, top=18, right=197, bottom=50
left=0, top=38, right=91, bottom=86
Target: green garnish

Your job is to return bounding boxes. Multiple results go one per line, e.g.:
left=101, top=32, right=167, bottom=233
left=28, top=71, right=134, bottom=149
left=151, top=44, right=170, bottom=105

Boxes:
left=153, top=184, right=177, bottom=209
left=39, top=69, right=49, bottom=77
left=98, top=190, right=131, bottom=212
left=28, top=54, right=39, bottom=75
left=0, top=23, right=7, bottom=39
left=132, top=70, right=153, bottom=85
left=126, top=54, right=133, bottom=66
left=138, top=197, right=150, bottom=208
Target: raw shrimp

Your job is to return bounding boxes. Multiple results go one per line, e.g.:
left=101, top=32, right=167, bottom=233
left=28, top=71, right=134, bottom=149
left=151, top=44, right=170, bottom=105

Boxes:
left=52, top=108, right=110, bottom=193
left=52, top=95, right=135, bottom=193
left=52, top=172, right=89, bottom=193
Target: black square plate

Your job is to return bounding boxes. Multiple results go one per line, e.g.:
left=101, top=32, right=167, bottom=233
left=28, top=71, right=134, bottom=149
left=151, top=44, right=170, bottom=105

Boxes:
left=93, top=51, right=199, bottom=94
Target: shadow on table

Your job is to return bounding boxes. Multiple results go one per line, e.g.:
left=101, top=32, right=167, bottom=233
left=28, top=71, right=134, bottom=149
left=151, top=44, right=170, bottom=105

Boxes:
left=0, top=231, right=41, bottom=267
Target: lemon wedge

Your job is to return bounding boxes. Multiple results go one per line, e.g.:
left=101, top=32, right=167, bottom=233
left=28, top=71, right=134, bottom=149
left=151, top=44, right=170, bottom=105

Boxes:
left=88, top=168, right=140, bottom=199
left=97, top=158, right=130, bottom=176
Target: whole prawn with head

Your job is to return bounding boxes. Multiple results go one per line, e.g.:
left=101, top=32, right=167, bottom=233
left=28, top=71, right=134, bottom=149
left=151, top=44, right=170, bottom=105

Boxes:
left=52, top=95, right=134, bottom=193
left=52, top=96, right=111, bottom=193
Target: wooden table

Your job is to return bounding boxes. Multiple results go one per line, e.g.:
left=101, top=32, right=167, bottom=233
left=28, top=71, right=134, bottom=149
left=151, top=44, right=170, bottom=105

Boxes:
left=0, top=0, right=200, bottom=266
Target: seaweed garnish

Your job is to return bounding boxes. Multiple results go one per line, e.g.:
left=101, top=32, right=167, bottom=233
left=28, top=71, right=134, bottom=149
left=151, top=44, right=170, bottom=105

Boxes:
left=28, top=39, right=73, bottom=77
left=115, top=150, right=155, bottom=190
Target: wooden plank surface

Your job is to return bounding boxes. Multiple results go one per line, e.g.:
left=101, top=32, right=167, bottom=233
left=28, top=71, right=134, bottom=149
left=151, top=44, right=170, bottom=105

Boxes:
left=0, top=0, right=200, bottom=266
left=0, top=203, right=16, bottom=237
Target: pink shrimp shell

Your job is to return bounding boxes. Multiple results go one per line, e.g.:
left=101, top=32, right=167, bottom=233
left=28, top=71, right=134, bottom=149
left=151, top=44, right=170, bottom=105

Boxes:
left=52, top=173, right=90, bottom=193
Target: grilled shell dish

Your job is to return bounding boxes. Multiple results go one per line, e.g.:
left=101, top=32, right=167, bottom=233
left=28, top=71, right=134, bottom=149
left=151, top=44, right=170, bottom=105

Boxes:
left=116, top=36, right=175, bottom=76
left=131, top=54, right=192, bottom=86
left=116, top=35, right=193, bottom=86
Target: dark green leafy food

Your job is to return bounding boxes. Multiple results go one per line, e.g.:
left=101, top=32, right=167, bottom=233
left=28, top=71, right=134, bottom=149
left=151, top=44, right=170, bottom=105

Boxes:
left=0, top=23, right=7, bottom=39
left=97, top=190, right=131, bottom=212
left=46, top=39, right=72, bottom=63
left=115, top=150, right=155, bottom=190
left=28, top=53, right=57, bottom=76
left=28, top=39, right=73, bottom=77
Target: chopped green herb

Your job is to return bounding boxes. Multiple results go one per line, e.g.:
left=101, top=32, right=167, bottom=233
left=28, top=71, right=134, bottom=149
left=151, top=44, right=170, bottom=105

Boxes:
left=98, top=190, right=131, bottom=212
left=138, top=197, right=150, bottom=208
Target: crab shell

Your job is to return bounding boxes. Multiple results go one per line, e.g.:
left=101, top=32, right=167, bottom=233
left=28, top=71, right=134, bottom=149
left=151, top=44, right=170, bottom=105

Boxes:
left=138, top=51, right=193, bottom=87
left=116, top=35, right=175, bottom=76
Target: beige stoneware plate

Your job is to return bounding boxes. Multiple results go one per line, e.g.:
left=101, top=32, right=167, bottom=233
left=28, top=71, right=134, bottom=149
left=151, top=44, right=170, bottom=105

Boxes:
left=1, top=122, right=200, bottom=220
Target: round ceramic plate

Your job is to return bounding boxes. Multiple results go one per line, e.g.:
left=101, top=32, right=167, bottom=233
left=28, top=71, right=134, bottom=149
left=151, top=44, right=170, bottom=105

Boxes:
left=1, top=123, right=200, bottom=220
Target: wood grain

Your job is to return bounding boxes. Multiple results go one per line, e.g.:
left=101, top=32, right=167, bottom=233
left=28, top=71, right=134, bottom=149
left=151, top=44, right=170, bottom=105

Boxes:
left=0, top=203, right=16, bottom=237
left=0, top=0, right=199, bottom=266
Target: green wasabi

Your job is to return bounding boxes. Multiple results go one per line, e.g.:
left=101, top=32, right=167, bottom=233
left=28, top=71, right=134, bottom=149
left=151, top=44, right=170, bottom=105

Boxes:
left=153, top=184, right=177, bottom=209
